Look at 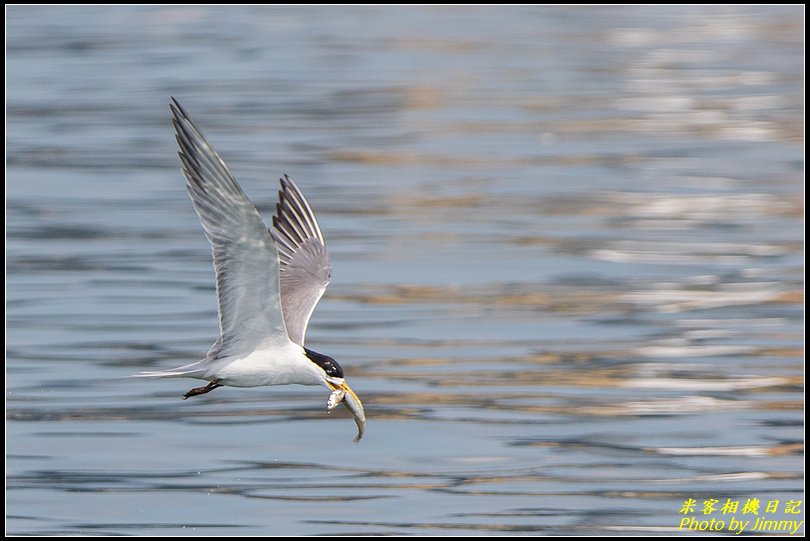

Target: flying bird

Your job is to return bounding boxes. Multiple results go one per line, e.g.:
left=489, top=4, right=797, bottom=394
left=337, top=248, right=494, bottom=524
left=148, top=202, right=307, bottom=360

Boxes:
left=137, top=98, right=365, bottom=442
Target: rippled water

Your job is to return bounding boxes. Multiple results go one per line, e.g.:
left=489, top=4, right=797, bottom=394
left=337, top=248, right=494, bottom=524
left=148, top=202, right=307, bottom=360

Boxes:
left=6, top=6, right=804, bottom=536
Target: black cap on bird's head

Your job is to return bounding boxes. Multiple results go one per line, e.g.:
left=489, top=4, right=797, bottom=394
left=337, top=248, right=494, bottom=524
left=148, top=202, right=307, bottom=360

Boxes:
left=304, top=348, right=344, bottom=379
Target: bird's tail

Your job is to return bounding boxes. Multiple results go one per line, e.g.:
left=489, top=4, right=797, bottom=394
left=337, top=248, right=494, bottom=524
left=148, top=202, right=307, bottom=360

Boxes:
left=131, top=360, right=208, bottom=379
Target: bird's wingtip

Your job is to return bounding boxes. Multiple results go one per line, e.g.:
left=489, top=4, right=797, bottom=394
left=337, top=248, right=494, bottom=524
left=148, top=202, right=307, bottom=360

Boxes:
left=170, top=98, right=196, bottom=129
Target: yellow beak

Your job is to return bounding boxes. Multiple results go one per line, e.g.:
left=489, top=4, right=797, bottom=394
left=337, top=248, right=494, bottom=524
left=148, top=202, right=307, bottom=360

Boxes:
left=327, top=380, right=366, bottom=442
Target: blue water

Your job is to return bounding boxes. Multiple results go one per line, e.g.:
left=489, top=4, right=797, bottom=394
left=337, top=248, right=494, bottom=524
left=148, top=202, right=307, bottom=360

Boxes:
left=6, top=5, right=804, bottom=535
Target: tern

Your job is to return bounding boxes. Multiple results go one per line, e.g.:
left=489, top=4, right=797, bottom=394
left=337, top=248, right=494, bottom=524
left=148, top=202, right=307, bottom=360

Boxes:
left=137, top=98, right=365, bottom=442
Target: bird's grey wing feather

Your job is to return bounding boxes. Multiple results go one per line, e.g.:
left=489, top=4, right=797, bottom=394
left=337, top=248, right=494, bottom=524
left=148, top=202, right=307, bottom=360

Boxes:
left=271, top=175, right=332, bottom=346
left=170, top=98, right=289, bottom=357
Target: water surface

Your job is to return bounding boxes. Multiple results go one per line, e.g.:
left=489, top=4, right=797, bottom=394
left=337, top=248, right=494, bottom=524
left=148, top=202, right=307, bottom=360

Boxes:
left=6, top=5, right=804, bottom=535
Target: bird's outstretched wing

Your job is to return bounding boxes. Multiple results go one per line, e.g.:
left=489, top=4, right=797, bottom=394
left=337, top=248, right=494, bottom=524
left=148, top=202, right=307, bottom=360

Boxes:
left=271, top=175, right=332, bottom=346
left=170, top=98, right=289, bottom=357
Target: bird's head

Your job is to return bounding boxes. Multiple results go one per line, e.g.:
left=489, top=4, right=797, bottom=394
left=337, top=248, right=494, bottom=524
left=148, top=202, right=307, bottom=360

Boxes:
left=304, top=348, right=366, bottom=442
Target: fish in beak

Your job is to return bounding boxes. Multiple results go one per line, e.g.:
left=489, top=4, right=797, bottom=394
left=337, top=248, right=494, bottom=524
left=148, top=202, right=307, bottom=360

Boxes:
left=326, top=379, right=366, bottom=442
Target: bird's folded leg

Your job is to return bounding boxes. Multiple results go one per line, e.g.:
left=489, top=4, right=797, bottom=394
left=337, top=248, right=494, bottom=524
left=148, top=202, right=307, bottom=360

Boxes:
left=182, top=379, right=222, bottom=399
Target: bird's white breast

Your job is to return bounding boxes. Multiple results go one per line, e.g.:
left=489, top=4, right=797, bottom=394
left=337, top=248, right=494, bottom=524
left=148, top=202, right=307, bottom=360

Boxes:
left=211, top=341, right=324, bottom=387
